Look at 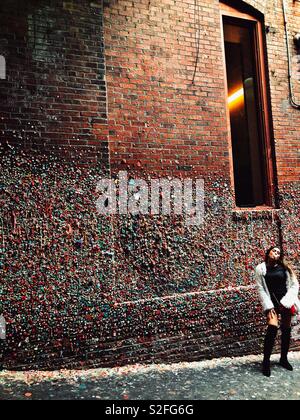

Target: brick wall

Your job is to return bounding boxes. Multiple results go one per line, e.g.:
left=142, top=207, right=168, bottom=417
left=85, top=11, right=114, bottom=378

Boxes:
left=103, top=0, right=300, bottom=256
left=101, top=0, right=300, bottom=364
left=1, top=0, right=300, bottom=370
left=104, top=0, right=300, bottom=180
left=104, top=0, right=230, bottom=177
left=0, top=0, right=109, bottom=167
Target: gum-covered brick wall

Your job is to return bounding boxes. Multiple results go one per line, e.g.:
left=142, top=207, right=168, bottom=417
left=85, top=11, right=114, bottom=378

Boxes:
left=0, top=0, right=300, bottom=370
left=2, top=147, right=299, bottom=370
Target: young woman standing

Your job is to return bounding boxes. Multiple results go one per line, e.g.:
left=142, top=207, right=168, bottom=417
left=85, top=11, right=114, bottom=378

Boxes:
left=255, top=246, right=300, bottom=377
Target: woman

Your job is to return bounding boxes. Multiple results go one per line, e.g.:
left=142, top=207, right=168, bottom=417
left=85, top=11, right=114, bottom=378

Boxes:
left=255, top=246, right=300, bottom=377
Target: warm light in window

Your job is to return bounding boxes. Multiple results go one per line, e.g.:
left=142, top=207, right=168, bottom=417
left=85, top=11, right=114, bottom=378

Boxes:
left=228, top=87, right=244, bottom=106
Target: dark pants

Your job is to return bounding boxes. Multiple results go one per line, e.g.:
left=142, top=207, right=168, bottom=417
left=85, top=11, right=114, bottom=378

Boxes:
left=264, top=311, right=292, bottom=365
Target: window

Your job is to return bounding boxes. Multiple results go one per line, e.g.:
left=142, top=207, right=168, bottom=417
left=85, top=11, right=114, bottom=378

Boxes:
left=220, top=2, right=275, bottom=208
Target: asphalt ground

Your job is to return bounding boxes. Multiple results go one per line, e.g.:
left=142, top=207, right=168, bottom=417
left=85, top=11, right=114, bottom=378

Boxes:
left=1, top=351, right=300, bottom=400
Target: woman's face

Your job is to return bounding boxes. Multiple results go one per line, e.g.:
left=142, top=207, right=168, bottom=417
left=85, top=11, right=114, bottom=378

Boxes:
left=268, top=247, right=281, bottom=261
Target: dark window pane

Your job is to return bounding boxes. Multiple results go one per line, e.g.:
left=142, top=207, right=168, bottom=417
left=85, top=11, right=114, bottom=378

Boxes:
left=223, top=18, right=267, bottom=207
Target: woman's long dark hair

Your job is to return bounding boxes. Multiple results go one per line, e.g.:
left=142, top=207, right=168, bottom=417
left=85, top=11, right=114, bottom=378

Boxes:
left=265, top=246, right=295, bottom=276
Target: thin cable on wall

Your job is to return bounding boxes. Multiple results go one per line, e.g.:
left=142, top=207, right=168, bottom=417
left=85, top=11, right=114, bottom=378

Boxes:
left=192, top=0, right=201, bottom=85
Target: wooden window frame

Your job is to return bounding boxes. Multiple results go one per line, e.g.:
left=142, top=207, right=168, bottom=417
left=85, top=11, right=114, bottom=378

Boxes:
left=220, top=2, right=275, bottom=210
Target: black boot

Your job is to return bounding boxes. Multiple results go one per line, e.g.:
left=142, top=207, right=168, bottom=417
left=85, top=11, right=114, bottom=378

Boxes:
left=279, top=327, right=293, bottom=371
left=262, top=325, right=278, bottom=377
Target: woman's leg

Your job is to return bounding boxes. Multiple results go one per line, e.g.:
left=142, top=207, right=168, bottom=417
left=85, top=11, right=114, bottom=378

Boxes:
left=280, top=310, right=293, bottom=371
left=262, top=310, right=279, bottom=377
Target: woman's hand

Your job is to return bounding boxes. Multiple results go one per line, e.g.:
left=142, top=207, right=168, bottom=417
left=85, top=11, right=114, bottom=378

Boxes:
left=265, top=308, right=276, bottom=318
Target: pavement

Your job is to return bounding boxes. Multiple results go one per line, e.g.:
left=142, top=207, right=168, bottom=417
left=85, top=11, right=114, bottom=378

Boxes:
left=1, top=352, right=300, bottom=400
